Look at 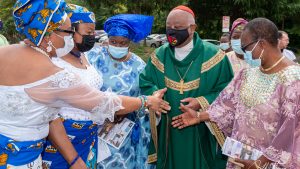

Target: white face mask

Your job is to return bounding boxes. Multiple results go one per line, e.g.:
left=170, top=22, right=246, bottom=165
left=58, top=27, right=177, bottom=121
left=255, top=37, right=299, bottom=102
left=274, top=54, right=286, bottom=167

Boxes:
left=231, top=39, right=244, bottom=55
left=219, top=43, right=230, bottom=51
left=244, top=41, right=261, bottom=67
left=52, top=33, right=74, bottom=58
left=108, top=45, right=129, bottom=59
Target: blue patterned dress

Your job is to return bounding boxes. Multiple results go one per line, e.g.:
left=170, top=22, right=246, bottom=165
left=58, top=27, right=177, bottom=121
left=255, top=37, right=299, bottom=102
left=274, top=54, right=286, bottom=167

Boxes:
left=87, top=45, right=154, bottom=169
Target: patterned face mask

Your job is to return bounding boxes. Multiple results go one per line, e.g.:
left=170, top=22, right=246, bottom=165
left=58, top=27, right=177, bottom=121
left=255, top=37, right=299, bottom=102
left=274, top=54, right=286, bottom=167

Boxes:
left=166, top=28, right=190, bottom=47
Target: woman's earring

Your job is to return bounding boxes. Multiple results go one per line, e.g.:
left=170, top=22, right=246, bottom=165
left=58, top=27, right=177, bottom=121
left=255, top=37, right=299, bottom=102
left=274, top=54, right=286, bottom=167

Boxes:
left=46, top=41, right=53, bottom=53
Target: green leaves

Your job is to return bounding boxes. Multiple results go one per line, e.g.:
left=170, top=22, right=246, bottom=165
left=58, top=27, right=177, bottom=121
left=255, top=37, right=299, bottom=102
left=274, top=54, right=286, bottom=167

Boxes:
left=1, top=0, right=299, bottom=49
left=0, top=0, right=25, bottom=43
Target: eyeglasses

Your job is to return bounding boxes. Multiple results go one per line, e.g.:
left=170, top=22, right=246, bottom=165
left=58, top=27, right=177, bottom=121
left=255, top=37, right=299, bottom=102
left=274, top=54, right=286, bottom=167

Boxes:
left=55, top=28, right=75, bottom=35
left=241, top=40, right=258, bottom=53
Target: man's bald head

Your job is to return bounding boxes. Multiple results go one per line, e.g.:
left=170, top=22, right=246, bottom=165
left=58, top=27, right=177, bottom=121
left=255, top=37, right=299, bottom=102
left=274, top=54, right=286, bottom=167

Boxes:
left=166, top=9, right=195, bottom=28
left=166, top=7, right=197, bottom=48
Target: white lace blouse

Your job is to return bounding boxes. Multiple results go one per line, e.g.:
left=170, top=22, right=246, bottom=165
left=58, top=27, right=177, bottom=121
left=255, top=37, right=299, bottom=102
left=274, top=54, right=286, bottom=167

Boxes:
left=52, top=57, right=103, bottom=121
left=0, top=69, right=122, bottom=141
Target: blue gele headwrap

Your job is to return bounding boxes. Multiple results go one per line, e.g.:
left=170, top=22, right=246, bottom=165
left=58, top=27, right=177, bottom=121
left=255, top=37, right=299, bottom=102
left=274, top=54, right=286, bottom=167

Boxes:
left=13, top=0, right=67, bottom=46
left=65, top=3, right=95, bottom=24
left=104, top=14, right=154, bottom=43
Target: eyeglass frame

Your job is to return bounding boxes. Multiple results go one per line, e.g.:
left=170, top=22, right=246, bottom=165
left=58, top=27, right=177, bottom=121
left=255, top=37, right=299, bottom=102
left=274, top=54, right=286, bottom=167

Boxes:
left=55, top=28, right=75, bottom=35
left=241, top=40, right=259, bottom=53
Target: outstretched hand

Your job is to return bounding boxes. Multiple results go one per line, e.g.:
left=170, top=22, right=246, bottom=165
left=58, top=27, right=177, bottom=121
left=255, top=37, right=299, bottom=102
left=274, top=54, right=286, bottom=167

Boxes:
left=171, top=103, right=200, bottom=129
left=147, top=88, right=171, bottom=115
left=153, top=88, right=167, bottom=98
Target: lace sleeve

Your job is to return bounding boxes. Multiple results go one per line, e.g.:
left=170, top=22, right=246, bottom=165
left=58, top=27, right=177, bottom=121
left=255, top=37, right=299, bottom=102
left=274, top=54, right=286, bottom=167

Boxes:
left=263, top=80, right=300, bottom=167
left=207, top=69, right=244, bottom=137
left=25, top=70, right=123, bottom=124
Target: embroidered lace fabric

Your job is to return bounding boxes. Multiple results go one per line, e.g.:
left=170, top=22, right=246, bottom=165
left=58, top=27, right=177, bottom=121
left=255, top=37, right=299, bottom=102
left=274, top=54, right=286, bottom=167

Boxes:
left=0, top=69, right=123, bottom=141
left=52, top=57, right=103, bottom=121
left=208, top=65, right=300, bottom=168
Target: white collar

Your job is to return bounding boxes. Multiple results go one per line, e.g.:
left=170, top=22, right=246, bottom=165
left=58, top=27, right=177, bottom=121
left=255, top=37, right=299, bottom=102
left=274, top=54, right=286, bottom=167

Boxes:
left=175, top=39, right=194, bottom=61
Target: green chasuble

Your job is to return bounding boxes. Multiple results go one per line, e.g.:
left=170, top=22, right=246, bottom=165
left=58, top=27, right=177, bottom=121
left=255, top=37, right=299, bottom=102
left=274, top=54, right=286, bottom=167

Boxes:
left=139, top=33, right=234, bottom=169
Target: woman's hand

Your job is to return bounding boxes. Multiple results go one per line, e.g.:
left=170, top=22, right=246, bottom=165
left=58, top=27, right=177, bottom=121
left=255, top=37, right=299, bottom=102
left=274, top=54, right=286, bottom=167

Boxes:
left=171, top=104, right=200, bottom=129
left=69, top=157, right=88, bottom=169
left=147, top=88, right=171, bottom=115
left=234, top=156, right=272, bottom=169
left=234, top=159, right=256, bottom=169
left=152, top=88, right=167, bottom=98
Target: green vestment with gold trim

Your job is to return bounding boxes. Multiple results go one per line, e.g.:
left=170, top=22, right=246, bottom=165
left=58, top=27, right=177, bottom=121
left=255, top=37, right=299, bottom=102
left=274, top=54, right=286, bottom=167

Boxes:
left=139, top=33, right=233, bottom=169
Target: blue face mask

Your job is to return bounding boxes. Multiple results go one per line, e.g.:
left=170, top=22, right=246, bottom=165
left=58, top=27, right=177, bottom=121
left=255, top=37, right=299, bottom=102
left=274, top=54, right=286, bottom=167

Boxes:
left=219, top=43, right=230, bottom=51
left=108, top=45, right=129, bottom=59
left=244, top=41, right=262, bottom=67
left=231, top=39, right=244, bottom=55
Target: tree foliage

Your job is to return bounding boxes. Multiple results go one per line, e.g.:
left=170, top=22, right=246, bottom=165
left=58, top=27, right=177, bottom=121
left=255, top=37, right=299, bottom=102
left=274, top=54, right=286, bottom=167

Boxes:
left=0, top=0, right=24, bottom=43
left=0, top=0, right=299, bottom=48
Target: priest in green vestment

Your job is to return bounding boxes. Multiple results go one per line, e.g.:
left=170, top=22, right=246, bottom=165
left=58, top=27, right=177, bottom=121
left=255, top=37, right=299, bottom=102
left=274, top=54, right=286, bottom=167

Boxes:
left=139, top=5, right=234, bottom=169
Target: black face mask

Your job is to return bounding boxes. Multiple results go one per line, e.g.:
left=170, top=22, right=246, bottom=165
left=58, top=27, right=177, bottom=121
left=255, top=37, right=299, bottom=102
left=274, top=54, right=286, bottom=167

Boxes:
left=166, top=28, right=190, bottom=47
left=76, top=35, right=96, bottom=52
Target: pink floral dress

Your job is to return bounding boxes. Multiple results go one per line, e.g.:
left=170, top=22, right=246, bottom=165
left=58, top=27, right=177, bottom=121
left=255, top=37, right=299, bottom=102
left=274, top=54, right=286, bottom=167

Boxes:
left=208, top=65, right=300, bottom=168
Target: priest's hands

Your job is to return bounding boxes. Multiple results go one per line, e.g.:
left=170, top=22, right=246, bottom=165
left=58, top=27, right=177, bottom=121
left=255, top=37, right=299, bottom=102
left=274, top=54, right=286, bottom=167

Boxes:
left=148, top=88, right=171, bottom=116
left=180, top=97, right=200, bottom=110
left=172, top=104, right=201, bottom=129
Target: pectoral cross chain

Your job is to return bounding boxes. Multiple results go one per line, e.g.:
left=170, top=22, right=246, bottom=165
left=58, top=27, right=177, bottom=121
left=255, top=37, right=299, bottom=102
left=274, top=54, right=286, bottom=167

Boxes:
left=175, top=61, right=194, bottom=95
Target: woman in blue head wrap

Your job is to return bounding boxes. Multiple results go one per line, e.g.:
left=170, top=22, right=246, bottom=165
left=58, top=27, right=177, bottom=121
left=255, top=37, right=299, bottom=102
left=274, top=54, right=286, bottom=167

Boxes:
left=0, top=1, right=170, bottom=168
left=86, top=14, right=156, bottom=169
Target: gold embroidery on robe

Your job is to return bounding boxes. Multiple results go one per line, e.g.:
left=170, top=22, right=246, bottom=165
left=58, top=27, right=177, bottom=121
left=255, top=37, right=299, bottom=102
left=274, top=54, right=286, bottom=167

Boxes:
left=201, top=50, right=225, bottom=73
left=151, top=53, right=164, bottom=73
left=147, top=109, right=158, bottom=163
left=147, top=153, right=157, bottom=163
left=164, top=77, right=200, bottom=93
left=197, top=96, right=226, bottom=146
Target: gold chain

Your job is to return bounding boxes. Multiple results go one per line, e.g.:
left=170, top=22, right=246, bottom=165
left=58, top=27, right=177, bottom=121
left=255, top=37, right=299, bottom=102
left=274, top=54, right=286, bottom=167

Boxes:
left=260, top=56, right=285, bottom=72
left=175, top=61, right=194, bottom=80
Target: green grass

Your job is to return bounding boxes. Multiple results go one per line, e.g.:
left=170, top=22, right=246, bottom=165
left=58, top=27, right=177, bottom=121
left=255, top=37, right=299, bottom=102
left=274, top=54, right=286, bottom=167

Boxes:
left=130, top=43, right=155, bottom=62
